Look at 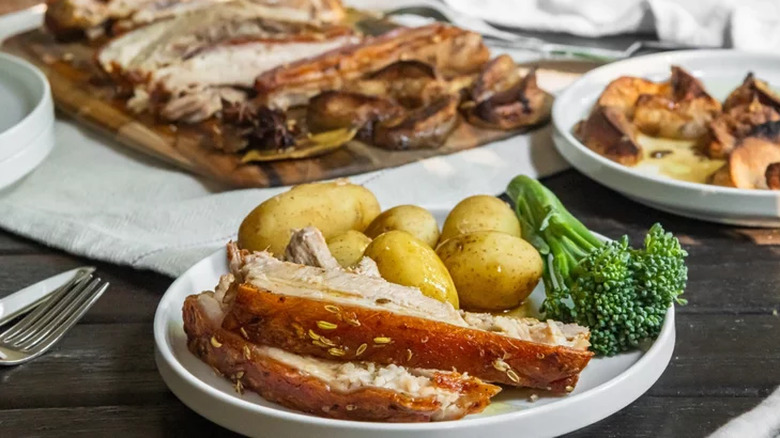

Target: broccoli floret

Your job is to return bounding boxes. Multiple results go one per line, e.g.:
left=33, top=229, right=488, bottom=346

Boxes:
left=507, top=175, right=687, bottom=356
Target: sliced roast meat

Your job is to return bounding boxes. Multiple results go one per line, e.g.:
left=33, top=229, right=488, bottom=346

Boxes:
left=46, top=0, right=347, bottom=39
left=96, top=2, right=358, bottom=121
left=222, top=244, right=593, bottom=391
left=254, top=24, right=489, bottom=110
left=576, top=105, right=642, bottom=166
left=283, top=227, right=341, bottom=270
left=702, top=97, right=780, bottom=159
left=183, top=290, right=500, bottom=422
left=723, top=73, right=780, bottom=112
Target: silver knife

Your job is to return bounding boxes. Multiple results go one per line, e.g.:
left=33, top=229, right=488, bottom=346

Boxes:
left=0, top=266, right=95, bottom=326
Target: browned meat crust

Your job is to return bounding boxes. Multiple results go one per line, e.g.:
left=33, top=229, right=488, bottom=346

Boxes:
left=46, top=0, right=347, bottom=39
left=465, top=66, right=552, bottom=131
left=580, top=66, right=721, bottom=165
left=372, top=94, right=461, bottom=150
left=254, top=24, right=489, bottom=109
left=221, top=283, right=593, bottom=392
left=183, top=295, right=500, bottom=422
left=724, top=73, right=780, bottom=111
left=702, top=98, right=780, bottom=159
left=576, top=106, right=642, bottom=166
left=766, top=162, right=780, bottom=190
left=728, top=134, right=780, bottom=189
left=631, top=66, right=721, bottom=140
left=306, top=91, right=402, bottom=134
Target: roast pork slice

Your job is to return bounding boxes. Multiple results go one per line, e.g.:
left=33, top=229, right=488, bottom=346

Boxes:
left=46, top=0, right=347, bottom=39
left=284, top=227, right=341, bottom=270
left=150, top=33, right=357, bottom=121
left=97, top=3, right=354, bottom=79
left=184, top=291, right=500, bottom=422
left=222, top=243, right=593, bottom=391
left=254, top=24, right=490, bottom=110
left=97, top=2, right=358, bottom=121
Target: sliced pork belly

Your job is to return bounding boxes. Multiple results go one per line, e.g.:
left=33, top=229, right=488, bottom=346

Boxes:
left=183, top=289, right=500, bottom=422
left=97, top=2, right=357, bottom=121
left=46, top=0, right=157, bottom=39
left=46, top=0, right=346, bottom=39
left=97, top=3, right=354, bottom=80
left=222, top=243, right=593, bottom=392
left=152, top=32, right=357, bottom=122
left=254, top=24, right=490, bottom=109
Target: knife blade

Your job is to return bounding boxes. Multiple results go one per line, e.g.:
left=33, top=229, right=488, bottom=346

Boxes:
left=0, top=266, right=95, bottom=326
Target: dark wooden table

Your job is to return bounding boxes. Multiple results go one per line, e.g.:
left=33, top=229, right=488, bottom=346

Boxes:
left=1, top=170, right=778, bottom=437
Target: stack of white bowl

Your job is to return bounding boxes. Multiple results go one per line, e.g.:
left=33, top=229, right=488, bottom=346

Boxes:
left=0, top=52, right=54, bottom=190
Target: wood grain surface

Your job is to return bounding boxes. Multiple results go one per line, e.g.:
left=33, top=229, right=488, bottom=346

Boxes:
left=2, top=27, right=554, bottom=189
left=0, top=170, right=777, bottom=437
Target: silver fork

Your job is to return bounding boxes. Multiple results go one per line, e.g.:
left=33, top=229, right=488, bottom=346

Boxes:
left=0, top=271, right=109, bottom=365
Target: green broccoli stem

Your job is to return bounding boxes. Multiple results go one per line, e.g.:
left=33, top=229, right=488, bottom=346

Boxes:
left=507, top=175, right=688, bottom=356
left=507, top=175, right=602, bottom=287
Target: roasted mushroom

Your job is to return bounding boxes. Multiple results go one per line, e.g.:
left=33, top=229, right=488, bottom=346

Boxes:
left=463, top=56, right=552, bottom=130
left=701, top=97, right=780, bottom=159
left=306, top=91, right=402, bottom=134
left=727, top=136, right=780, bottom=189
left=766, top=163, right=780, bottom=190
left=597, top=76, right=665, bottom=116
left=632, top=66, right=721, bottom=140
left=469, top=55, right=522, bottom=103
left=723, top=73, right=780, bottom=111
left=580, top=66, right=721, bottom=166
left=708, top=164, right=735, bottom=187
left=373, top=94, right=460, bottom=150
left=576, top=106, right=642, bottom=166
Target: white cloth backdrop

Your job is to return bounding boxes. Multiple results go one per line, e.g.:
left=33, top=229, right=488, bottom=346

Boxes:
left=442, top=0, right=780, bottom=52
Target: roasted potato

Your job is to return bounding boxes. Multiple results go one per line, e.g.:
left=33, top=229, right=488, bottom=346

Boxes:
left=363, top=230, right=459, bottom=308
left=364, top=205, right=440, bottom=247
left=436, top=231, right=542, bottom=311
left=439, top=195, right=521, bottom=243
left=238, top=180, right=380, bottom=255
left=327, top=231, right=372, bottom=268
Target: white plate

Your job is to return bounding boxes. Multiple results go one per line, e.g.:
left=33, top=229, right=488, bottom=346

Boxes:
left=154, top=228, right=676, bottom=438
left=553, top=50, right=780, bottom=227
left=0, top=52, right=54, bottom=163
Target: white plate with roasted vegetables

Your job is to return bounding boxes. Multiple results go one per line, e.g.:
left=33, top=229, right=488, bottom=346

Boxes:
left=553, top=50, right=780, bottom=226
left=154, top=176, right=687, bottom=437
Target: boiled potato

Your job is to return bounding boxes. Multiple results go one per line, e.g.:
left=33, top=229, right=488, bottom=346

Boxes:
left=436, top=231, right=542, bottom=311
left=439, top=195, right=521, bottom=244
left=364, top=205, right=440, bottom=247
left=238, top=180, right=380, bottom=255
left=363, top=230, right=459, bottom=308
left=327, top=231, right=372, bottom=268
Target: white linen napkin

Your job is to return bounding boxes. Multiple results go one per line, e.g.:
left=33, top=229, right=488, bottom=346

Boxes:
left=443, top=0, right=780, bottom=52
left=709, top=386, right=780, bottom=438
left=0, top=8, right=571, bottom=277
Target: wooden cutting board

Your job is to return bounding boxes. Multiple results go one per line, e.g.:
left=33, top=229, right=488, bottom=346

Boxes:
left=1, top=27, right=589, bottom=188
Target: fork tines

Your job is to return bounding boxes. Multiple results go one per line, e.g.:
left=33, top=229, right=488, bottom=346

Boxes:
left=0, top=272, right=108, bottom=362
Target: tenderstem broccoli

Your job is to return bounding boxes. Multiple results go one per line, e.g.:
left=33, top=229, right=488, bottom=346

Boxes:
left=506, top=175, right=688, bottom=356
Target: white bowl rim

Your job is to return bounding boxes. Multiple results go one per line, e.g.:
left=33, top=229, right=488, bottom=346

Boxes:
left=153, top=245, right=675, bottom=432
left=0, top=52, right=53, bottom=147
left=553, top=48, right=780, bottom=199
